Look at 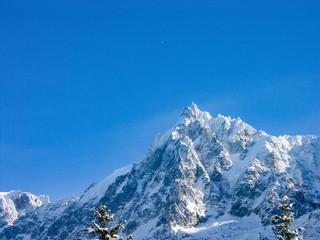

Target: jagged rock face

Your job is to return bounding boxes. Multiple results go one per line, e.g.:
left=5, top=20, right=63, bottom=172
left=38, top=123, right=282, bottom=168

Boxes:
left=1, top=103, right=320, bottom=240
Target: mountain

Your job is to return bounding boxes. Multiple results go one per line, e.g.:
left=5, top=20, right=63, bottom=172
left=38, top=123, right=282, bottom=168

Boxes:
left=1, top=103, right=320, bottom=240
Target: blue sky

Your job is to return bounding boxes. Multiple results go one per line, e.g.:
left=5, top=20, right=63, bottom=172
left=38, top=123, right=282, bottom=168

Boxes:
left=1, top=1, right=319, bottom=201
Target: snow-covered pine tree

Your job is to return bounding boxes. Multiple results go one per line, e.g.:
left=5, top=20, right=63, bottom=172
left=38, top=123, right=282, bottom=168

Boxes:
left=270, top=195, right=304, bottom=240
left=84, top=203, right=133, bottom=240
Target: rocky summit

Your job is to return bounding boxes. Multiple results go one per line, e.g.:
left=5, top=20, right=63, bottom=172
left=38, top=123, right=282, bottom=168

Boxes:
left=1, top=103, right=320, bottom=240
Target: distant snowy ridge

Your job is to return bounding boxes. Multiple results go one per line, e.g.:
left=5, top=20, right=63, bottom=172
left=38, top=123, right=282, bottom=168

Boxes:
left=1, top=103, right=320, bottom=240
left=0, top=191, right=49, bottom=227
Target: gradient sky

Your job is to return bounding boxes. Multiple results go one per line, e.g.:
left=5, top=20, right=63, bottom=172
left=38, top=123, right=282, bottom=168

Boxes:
left=1, top=1, right=319, bottom=202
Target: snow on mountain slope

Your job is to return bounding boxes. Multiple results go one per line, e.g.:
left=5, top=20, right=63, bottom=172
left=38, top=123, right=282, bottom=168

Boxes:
left=0, top=191, right=49, bottom=228
left=80, top=164, right=133, bottom=204
left=1, top=103, right=320, bottom=240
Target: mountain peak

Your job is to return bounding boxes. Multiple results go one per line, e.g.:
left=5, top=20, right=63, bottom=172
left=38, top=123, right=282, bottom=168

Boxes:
left=2, top=105, right=320, bottom=240
left=190, top=102, right=200, bottom=115
left=177, top=103, right=255, bottom=135
left=180, top=103, right=201, bottom=118
left=178, top=103, right=212, bottom=127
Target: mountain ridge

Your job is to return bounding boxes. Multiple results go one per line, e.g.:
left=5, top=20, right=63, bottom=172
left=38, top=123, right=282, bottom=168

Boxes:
left=1, top=103, right=320, bottom=239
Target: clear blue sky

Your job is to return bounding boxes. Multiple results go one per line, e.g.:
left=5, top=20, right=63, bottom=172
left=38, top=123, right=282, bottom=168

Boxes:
left=1, top=1, right=319, bottom=201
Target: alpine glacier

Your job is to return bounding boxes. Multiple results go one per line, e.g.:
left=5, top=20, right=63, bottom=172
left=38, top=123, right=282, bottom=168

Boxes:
left=1, top=103, right=320, bottom=239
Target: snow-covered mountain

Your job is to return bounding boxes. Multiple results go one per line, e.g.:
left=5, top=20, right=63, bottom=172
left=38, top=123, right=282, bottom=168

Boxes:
left=1, top=103, right=320, bottom=240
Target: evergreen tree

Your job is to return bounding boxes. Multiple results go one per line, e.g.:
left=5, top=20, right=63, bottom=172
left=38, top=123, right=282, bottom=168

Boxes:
left=84, top=203, right=133, bottom=240
left=270, top=195, right=304, bottom=240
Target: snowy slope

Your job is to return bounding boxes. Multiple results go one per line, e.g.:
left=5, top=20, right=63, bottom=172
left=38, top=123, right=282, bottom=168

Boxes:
left=1, top=103, right=320, bottom=240
left=0, top=191, right=49, bottom=227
